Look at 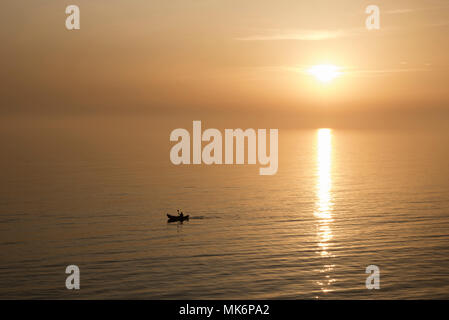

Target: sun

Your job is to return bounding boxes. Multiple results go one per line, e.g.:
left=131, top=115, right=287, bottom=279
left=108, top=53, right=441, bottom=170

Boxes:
left=307, top=64, right=342, bottom=83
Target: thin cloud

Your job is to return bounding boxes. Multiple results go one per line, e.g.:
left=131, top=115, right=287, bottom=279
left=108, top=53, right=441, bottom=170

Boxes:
left=387, top=8, right=418, bottom=14
left=235, top=29, right=357, bottom=41
left=344, top=67, right=432, bottom=77
left=235, top=15, right=449, bottom=43
left=285, top=65, right=431, bottom=77
left=386, top=5, right=449, bottom=14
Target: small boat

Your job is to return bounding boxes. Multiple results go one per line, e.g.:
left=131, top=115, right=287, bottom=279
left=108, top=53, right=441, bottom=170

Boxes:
left=167, top=214, right=190, bottom=222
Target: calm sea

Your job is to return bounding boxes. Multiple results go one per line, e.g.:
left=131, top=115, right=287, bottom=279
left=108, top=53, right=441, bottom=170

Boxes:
left=1, top=116, right=449, bottom=299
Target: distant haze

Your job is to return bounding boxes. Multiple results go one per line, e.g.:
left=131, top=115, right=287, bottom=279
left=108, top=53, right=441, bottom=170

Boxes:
left=1, top=0, right=448, bottom=129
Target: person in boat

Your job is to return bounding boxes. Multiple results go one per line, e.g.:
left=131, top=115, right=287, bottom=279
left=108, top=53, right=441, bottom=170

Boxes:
left=179, top=211, right=184, bottom=218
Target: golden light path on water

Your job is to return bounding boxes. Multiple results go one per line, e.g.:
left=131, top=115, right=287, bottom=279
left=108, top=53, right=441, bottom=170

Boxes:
left=314, top=128, right=335, bottom=295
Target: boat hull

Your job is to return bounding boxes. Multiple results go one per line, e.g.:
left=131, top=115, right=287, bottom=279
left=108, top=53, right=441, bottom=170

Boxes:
left=167, top=214, right=189, bottom=222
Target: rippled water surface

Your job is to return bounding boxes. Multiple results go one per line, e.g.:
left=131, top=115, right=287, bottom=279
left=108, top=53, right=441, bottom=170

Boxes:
left=1, top=117, right=449, bottom=299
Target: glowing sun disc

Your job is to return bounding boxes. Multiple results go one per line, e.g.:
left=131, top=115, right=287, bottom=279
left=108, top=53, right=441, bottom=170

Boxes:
left=307, top=64, right=342, bottom=83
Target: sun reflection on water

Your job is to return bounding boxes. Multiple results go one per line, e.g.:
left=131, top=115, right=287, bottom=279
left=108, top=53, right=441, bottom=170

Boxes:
left=314, top=128, right=335, bottom=295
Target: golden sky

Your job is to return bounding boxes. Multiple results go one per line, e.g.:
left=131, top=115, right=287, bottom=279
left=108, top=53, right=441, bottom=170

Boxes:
left=1, top=0, right=448, bottom=128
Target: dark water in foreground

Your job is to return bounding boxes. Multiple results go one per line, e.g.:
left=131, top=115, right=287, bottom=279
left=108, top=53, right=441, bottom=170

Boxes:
left=1, top=117, right=449, bottom=299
